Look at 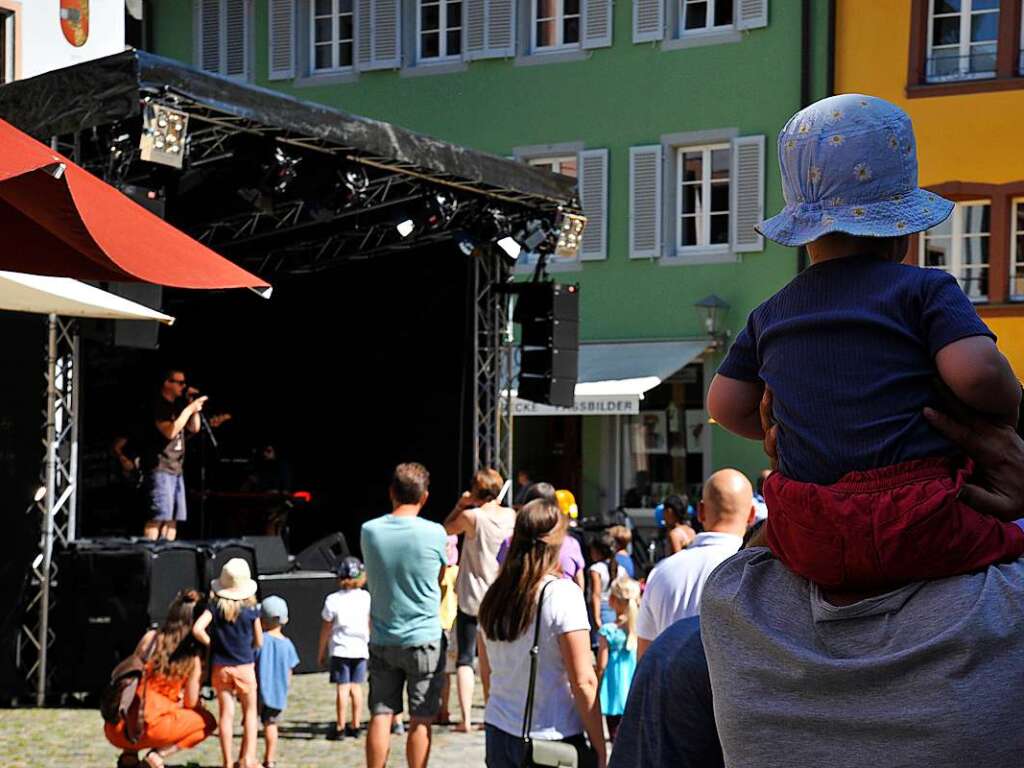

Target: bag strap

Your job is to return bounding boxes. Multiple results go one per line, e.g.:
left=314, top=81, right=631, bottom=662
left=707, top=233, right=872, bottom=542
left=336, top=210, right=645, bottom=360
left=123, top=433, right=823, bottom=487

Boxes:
left=520, top=579, right=554, bottom=743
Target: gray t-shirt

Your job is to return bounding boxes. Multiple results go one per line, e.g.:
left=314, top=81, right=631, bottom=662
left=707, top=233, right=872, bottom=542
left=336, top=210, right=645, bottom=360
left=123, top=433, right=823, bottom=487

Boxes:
left=701, top=548, right=1024, bottom=767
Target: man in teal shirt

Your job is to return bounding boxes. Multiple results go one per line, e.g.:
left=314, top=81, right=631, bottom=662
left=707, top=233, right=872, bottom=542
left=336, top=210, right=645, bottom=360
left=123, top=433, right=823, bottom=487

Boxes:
left=361, top=462, right=447, bottom=768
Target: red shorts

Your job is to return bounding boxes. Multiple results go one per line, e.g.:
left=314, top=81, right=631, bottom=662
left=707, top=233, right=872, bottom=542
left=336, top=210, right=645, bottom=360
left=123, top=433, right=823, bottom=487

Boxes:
left=764, top=457, right=1024, bottom=589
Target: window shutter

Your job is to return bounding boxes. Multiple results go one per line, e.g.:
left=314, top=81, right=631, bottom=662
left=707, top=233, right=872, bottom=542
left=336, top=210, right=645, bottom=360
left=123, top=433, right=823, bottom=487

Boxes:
left=464, top=0, right=515, bottom=59
left=578, top=149, right=608, bottom=261
left=581, top=0, right=612, bottom=49
left=731, top=135, right=765, bottom=253
left=632, top=0, right=663, bottom=43
left=197, top=0, right=222, bottom=73
left=629, top=145, right=662, bottom=259
left=736, top=0, right=768, bottom=30
left=268, top=0, right=295, bottom=80
left=357, top=0, right=402, bottom=70
left=224, top=0, right=248, bottom=78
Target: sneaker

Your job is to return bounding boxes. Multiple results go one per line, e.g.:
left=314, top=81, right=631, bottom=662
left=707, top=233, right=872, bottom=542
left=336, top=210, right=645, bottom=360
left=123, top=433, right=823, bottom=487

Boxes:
left=344, top=725, right=361, bottom=738
left=391, top=720, right=405, bottom=736
left=326, top=724, right=344, bottom=741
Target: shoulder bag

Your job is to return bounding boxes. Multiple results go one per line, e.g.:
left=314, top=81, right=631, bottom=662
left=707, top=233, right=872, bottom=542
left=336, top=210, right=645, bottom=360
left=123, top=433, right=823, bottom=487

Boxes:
left=100, top=633, right=158, bottom=743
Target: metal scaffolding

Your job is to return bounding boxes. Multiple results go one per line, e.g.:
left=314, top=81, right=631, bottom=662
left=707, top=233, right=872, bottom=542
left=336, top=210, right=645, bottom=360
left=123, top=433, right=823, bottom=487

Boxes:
left=18, top=315, right=80, bottom=705
left=473, top=248, right=514, bottom=479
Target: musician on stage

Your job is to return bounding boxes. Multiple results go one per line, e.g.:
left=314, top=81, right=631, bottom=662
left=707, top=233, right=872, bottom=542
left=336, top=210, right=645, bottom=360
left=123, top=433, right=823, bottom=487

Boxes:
left=139, top=368, right=208, bottom=541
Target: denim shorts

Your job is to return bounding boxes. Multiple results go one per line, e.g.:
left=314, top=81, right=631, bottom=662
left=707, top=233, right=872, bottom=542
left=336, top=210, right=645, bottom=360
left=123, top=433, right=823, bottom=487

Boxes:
left=146, top=470, right=187, bottom=522
left=455, top=610, right=479, bottom=668
left=329, top=656, right=368, bottom=685
left=368, top=635, right=446, bottom=719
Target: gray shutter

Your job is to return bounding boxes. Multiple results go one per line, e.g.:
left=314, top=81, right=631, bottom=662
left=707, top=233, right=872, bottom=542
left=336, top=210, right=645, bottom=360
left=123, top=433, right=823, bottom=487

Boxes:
left=268, top=0, right=295, bottom=80
left=736, top=0, right=768, bottom=30
left=629, top=145, right=662, bottom=259
left=731, top=135, right=765, bottom=253
left=196, top=0, right=222, bottom=72
left=578, top=149, right=608, bottom=261
left=632, top=0, right=663, bottom=43
left=581, top=0, right=612, bottom=49
left=224, top=0, right=248, bottom=78
left=464, top=0, right=514, bottom=59
left=358, top=0, right=402, bottom=70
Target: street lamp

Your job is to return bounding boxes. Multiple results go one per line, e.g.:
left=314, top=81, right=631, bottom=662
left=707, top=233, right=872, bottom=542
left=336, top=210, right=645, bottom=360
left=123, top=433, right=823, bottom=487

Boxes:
left=694, top=294, right=730, bottom=347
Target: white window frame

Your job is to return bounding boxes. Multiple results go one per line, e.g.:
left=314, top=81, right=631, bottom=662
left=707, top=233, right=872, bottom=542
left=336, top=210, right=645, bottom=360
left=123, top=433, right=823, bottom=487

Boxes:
left=679, top=0, right=733, bottom=37
left=674, top=143, right=731, bottom=257
left=919, top=199, right=991, bottom=303
left=417, top=0, right=463, bottom=62
left=310, top=0, right=355, bottom=73
left=926, top=0, right=999, bottom=82
left=1011, top=197, right=1024, bottom=300
left=531, top=0, right=581, bottom=53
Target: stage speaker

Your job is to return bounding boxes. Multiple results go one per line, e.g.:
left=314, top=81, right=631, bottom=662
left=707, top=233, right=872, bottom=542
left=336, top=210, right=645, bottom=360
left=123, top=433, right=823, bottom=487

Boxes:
left=54, top=540, right=202, bottom=694
left=294, top=532, right=349, bottom=573
left=514, top=282, right=579, bottom=408
left=257, top=572, right=338, bottom=674
left=196, top=539, right=258, bottom=588
left=243, top=536, right=292, bottom=575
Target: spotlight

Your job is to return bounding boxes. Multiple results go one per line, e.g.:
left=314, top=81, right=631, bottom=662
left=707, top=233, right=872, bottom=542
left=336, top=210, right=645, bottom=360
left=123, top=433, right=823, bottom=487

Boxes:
left=32, top=553, right=43, bottom=570
left=554, top=210, right=587, bottom=260
left=397, top=219, right=415, bottom=237
left=269, top=146, right=300, bottom=194
left=140, top=103, right=189, bottom=169
left=497, top=236, right=522, bottom=261
left=33, top=485, right=46, bottom=502
left=454, top=232, right=477, bottom=256
left=520, top=219, right=550, bottom=252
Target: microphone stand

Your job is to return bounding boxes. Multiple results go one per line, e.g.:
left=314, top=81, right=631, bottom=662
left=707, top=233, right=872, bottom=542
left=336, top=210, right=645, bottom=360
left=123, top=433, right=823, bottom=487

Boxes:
left=195, top=404, right=218, bottom=540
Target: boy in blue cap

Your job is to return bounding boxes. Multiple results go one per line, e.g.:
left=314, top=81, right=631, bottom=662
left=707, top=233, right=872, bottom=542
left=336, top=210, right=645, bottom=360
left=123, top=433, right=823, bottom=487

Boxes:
left=256, top=595, right=299, bottom=768
left=708, top=93, right=1023, bottom=589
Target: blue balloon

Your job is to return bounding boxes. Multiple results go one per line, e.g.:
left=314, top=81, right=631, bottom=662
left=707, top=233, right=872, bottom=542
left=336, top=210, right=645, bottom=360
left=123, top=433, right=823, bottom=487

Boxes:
left=654, top=503, right=665, bottom=527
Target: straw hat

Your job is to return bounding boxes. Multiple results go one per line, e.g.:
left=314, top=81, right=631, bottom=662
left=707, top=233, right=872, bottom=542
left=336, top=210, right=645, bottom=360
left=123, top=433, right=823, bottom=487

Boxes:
left=211, top=557, right=258, bottom=600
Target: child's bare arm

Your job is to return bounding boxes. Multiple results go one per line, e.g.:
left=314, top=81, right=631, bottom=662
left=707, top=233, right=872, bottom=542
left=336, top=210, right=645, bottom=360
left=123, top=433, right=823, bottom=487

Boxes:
left=192, top=609, right=213, bottom=646
left=252, top=615, right=264, bottom=649
left=708, top=374, right=766, bottom=440
left=935, top=336, right=1021, bottom=426
left=318, top=619, right=332, bottom=668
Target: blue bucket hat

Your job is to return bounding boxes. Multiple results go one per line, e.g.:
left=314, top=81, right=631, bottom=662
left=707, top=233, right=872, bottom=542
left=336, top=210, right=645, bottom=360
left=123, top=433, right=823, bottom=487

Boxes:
left=757, top=94, right=953, bottom=247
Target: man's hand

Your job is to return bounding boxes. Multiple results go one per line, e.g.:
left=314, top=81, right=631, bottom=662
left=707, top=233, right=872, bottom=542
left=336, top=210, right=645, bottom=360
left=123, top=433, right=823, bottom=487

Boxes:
left=924, top=406, right=1024, bottom=522
left=188, top=395, right=208, bottom=414
left=759, top=387, right=778, bottom=471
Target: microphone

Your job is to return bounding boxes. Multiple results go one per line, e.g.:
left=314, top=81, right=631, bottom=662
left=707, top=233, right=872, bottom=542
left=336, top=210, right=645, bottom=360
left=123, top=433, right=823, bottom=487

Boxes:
left=187, top=387, right=202, bottom=401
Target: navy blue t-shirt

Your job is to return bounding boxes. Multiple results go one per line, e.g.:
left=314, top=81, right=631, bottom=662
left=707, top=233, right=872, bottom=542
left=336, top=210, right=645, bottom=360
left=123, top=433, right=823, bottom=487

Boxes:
left=608, top=616, right=722, bottom=768
left=717, top=258, right=994, bottom=485
left=211, top=605, right=259, bottom=667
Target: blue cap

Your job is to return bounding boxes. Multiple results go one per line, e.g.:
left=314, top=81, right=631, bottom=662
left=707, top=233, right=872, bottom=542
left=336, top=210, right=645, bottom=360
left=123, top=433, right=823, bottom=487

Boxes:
left=757, top=94, right=953, bottom=247
left=336, top=555, right=365, bottom=580
left=260, top=595, right=289, bottom=624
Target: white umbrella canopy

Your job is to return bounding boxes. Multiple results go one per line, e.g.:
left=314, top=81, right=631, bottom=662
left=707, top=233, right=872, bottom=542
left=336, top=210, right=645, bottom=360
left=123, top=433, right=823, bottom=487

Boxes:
left=0, top=270, right=174, bottom=323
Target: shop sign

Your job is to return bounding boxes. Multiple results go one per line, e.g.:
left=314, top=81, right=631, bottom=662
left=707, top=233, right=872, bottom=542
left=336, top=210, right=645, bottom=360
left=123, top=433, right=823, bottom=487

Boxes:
left=510, top=396, right=640, bottom=416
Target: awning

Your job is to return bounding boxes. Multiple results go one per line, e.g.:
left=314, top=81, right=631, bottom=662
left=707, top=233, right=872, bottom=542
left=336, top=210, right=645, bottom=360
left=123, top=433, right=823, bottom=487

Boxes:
left=0, top=270, right=174, bottom=323
left=512, top=340, right=710, bottom=416
left=0, top=116, right=269, bottom=290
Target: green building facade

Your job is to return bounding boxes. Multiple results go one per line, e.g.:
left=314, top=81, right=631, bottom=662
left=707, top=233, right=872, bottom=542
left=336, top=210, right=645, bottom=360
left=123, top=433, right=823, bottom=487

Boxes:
left=149, top=0, right=830, bottom=515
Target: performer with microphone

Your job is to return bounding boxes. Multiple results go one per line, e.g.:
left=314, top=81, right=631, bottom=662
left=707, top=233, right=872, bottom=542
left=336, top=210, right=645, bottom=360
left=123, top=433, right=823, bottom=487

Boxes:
left=141, top=368, right=208, bottom=541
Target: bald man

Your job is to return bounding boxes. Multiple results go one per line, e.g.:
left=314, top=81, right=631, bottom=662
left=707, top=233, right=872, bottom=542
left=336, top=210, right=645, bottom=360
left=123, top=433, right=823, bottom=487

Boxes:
left=636, top=469, right=756, bottom=659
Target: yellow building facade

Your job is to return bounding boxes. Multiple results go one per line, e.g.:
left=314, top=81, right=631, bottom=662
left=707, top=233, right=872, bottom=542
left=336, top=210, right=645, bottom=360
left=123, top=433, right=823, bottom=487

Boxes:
left=835, top=0, right=1024, bottom=373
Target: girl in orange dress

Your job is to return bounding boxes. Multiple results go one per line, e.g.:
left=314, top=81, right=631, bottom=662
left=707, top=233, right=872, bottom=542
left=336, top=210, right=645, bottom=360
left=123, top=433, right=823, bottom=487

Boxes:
left=105, top=590, right=216, bottom=768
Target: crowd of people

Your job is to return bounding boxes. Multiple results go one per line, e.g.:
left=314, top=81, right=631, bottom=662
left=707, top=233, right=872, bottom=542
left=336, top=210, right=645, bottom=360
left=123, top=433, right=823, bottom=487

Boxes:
left=102, top=93, right=1024, bottom=767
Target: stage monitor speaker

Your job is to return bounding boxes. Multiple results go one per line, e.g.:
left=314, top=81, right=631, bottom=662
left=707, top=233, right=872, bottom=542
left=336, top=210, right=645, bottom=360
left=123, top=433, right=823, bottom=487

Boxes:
left=243, top=536, right=292, bottom=575
left=197, top=539, right=258, bottom=587
left=294, top=532, right=349, bottom=573
left=54, top=540, right=202, bottom=695
left=257, top=572, right=338, bottom=674
left=514, top=283, right=579, bottom=408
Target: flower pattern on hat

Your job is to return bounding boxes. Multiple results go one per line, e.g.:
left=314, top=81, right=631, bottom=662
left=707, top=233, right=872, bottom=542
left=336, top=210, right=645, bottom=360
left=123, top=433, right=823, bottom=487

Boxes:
left=853, top=163, right=872, bottom=182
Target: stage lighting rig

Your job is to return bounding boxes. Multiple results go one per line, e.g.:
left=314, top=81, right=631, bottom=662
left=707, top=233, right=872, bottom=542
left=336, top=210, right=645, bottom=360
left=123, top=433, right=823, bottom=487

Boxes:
left=497, top=236, right=522, bottom=261
left=554, top=209, right=587, bottom=260
left=397, top=218, right=416, bottom=237
left=269, top=146, right=301, bottom=194
left=139, top=102, right=189, bottom=169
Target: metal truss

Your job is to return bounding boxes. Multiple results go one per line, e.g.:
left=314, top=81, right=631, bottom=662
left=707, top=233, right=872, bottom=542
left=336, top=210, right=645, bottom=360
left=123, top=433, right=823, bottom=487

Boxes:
left=473, top=249, right=513, bottom=479
left=18, top=315, right=80, bottom=705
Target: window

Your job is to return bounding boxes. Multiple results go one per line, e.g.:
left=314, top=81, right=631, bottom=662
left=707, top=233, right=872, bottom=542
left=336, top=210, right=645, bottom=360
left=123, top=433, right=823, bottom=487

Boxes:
left=312, top=0, right=355, bottom=71
left=926, top=0, right=999, bottom=82
left=1012, top=198, right=1024, bottom=298
left=418, top=0, right=463, bottom=60
left=675, top=144, right=730, bottom=254
left=533, top=0, right=581, bottom=51
left=680, top=0, right=733, bottom=35
left=0, top=9, right=12, bottom=84
left=920, top=200, right=991, bottom=301
left=528, top=155, right=578, bottom=176
left=196, top=0, right=250, bottom=79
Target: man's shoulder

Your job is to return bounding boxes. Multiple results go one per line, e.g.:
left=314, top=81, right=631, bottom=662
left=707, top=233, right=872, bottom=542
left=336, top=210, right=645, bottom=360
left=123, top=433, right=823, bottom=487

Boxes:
left=645, top=615, right=703, bottom=664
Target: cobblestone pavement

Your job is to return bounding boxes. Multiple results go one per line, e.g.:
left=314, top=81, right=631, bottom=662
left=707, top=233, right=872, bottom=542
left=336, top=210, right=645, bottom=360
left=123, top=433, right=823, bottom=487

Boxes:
left=0, top=673, right=486, bottom=768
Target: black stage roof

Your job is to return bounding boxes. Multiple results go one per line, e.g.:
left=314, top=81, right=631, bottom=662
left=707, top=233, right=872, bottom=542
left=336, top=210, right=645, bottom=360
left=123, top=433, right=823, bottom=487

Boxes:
left=0, top=51, right=578, bottom=273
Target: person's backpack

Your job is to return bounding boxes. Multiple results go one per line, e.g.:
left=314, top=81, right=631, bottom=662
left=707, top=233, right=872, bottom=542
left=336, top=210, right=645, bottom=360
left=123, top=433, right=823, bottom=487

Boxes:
left=99, top=635, right=157, bottom=743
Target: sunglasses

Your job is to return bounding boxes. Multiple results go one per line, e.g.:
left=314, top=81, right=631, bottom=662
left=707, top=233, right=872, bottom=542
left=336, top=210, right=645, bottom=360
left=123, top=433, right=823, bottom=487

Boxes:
left=167, top=378, right=186, bottom=385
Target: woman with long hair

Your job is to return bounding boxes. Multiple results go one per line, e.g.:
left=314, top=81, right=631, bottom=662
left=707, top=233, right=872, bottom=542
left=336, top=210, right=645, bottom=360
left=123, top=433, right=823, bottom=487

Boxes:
left=105, top=589, right=216, bottom=768
left=478, top=499, right=606, bottom=768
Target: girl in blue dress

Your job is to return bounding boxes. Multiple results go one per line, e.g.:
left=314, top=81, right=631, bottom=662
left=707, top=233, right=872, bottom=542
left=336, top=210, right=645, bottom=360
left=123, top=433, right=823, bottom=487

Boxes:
left=596, top=577, right=640, bottom=742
